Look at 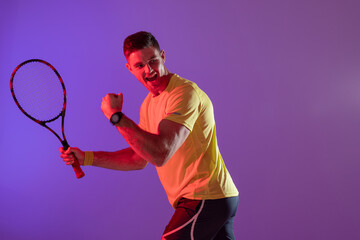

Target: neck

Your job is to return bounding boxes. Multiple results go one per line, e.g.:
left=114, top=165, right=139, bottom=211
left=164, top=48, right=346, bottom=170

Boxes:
left=151, top=69, right=173, bottom=96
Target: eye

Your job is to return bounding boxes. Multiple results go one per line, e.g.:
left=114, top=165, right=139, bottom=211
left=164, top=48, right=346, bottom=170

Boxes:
left=149, top=58, right=158, bottom=64
left=135, top=64, right=144, bottom=69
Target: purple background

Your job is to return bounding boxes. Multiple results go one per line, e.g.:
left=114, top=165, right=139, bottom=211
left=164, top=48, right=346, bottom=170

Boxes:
left=1, top=0, right=360, bottom=239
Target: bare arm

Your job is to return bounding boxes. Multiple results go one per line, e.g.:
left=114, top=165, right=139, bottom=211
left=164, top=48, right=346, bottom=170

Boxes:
left=99, top=92, right=190, bottom=167
left=59, top=117, right=189, bottom=169
left=115, top=115, right=190, bottom=167
left=92, top=147, right=148, bottom=170
left=59, top=147, right=148, bottom=171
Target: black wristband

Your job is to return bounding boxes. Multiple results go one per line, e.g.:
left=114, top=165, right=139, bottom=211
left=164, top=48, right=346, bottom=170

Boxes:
left=110, top=112, right=123, bottom=125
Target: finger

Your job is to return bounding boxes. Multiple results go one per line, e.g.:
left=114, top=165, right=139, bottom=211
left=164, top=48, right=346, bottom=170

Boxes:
left=60, top=153, right=72, bottom=158
left=103, top=95, right=110, bottom=102
left=62, top=158, right=73, bottom=163
left=61, top=157, right=73, bottom=163
left=110, top=93, right=119, bottom=99
left=61, top=155, right=75, bottom=164
left=66, top=160, right=74, bottom=165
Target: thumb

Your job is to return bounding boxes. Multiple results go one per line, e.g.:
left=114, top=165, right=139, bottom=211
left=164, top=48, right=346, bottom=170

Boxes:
left=118, top=93, right=123, bottom=102
left=65, top=147, right=73, bottom=154
left=59, top=147, right=65, bottom=153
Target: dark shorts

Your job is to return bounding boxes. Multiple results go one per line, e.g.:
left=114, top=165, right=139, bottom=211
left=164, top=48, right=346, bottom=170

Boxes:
left=162, top=196, right=239, bottom=240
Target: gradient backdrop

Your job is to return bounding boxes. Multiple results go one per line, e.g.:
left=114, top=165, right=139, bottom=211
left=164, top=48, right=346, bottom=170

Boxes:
left=1, top=0, right=360, bottom=239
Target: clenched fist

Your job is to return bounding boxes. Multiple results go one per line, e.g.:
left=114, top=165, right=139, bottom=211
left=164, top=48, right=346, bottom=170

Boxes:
left=101, top=93, right=123, bottom=119
left=59, top=147, right=84, bottom=165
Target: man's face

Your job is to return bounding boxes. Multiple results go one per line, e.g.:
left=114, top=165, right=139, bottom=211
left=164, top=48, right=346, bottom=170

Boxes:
left=126, top=46, right=168, bottom=96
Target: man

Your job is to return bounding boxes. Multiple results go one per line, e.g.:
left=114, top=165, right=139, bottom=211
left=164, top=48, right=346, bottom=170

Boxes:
left=60, top=31, right=239, bottom=239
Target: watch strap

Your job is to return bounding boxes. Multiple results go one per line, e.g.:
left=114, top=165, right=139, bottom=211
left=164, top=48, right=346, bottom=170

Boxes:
left=110, top=112, right=123, bottom=125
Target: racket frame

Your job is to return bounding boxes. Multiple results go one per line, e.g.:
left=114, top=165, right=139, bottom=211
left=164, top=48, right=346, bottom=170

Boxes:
left=10, top=59, right=85, bottom=179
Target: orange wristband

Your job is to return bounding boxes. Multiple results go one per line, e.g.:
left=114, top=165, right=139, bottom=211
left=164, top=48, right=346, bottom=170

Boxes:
left=84, top=151, right=94, bottom=166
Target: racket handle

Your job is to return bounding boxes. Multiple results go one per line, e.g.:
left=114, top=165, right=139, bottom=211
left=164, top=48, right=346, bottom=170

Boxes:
left=71, top=156, right=85, bottom=179
left=63, top=141, right=85, bottom=179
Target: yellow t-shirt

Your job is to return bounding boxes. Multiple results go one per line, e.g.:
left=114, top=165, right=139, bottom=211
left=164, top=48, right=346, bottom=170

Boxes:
left=139, top=74, right=238, bottom=208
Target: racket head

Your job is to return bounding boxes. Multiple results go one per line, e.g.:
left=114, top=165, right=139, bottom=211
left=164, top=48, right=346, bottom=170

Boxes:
left=10, top=59, right=67, bottom=124
left=10, top=59, right=85, bottom=179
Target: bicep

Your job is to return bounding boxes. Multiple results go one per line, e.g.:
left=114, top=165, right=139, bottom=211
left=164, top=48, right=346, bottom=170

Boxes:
left=158, top=119, right=190, bottom=161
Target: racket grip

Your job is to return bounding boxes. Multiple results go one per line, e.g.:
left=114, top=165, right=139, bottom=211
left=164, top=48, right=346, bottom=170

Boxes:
left=71, top=156, right=85, bottom=179
left=63, top=141, right=85, bottom=179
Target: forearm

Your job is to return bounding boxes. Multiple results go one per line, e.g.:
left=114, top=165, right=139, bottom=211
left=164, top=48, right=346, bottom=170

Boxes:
left=92, top=147, right=148, bottom=171
left=115, top=114, right=168, bottom=167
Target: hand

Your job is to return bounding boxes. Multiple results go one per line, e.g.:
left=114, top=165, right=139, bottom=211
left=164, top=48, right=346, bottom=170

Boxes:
left=101, top=93, right=123, bottom=120
left=59, top=147, right=84, bottom=165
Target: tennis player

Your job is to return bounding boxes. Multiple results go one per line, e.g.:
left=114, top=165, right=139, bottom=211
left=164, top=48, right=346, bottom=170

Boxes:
left=60, top=31, right=239, bottom=239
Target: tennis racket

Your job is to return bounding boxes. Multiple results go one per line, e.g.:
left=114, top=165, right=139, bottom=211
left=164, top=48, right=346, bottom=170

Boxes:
left=10, top=59, right=85, bottom=179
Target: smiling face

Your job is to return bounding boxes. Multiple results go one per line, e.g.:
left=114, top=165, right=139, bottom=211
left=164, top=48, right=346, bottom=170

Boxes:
left=126, top=46, right=171, bottom=96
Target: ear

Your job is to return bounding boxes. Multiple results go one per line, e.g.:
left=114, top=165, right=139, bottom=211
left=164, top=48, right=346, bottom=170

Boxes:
left=160, top=50, right=166, bottom=63
left=125, top=62, right=132, bottom=72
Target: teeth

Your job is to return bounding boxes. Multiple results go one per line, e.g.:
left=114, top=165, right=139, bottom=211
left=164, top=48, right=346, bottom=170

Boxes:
left=146, top=73, right=157, bottom=81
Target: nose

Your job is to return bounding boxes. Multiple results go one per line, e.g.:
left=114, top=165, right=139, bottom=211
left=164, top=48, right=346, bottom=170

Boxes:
left=144, top=64, right=153, bottom=74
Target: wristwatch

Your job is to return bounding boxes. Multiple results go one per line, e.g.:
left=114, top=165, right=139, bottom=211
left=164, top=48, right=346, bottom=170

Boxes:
left=110, top=112, right=123, bottom=125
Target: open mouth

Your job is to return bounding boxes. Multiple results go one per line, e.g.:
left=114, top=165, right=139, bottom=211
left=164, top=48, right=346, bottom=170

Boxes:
left=145, top=73, right=157, bottom=82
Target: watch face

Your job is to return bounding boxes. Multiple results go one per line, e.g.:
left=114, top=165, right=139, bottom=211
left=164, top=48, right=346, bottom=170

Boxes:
left=111, top=114, right=119, bottom=123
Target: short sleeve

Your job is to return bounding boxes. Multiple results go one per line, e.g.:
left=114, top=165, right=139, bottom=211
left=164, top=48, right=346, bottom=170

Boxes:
left=164, top=85, right=200, bottom=131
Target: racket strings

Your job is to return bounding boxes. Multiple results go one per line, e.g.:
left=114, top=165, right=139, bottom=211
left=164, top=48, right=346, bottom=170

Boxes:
left=12, top=61, right=65, bottom=122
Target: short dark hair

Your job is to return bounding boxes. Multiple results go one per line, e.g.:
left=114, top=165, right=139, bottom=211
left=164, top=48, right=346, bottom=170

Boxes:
left=123, top=31, right=161, bottom=59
